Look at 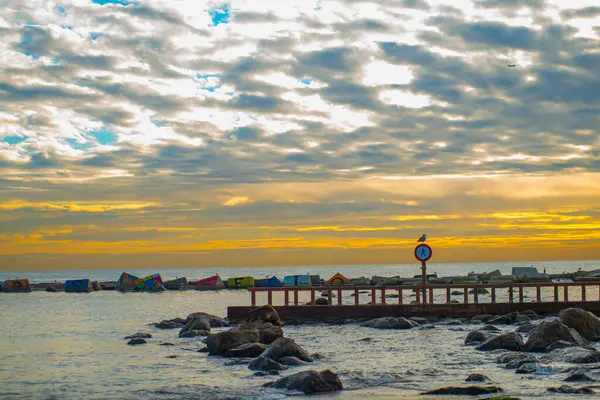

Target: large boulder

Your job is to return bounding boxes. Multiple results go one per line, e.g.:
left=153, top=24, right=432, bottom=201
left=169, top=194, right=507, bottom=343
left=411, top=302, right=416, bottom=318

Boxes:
left=261, top=337, right=313, bottom=362
left=224, top=343, right=267, bottom=358
left=477, top=332, right=524, bottom=351
left=465, top=331, right=491, bottom=345
left=241, top=305, right=283, bottom=327
left=240, top=322, right=283, bottom=345
left=524, top=319, right=586, bottom=352
left=179, top=317, right=210, bottom=337
left=547, top=385, right=595, bottom=395
left=360, top=317, right=417, bottom=330
left=516, top=323, right=538, bottom=334
left=543, top=347, right=600, bottom=364
left=546, top=340, right=575, bottom=352
left=496, top=352, right=539, bottom=369
left=186, top=312, right=228, bottom=327
left=205, top=329, right=260, bottom=355
left=559, top=308, right=600, bottom=341
left=487, top=312, right=520, bottom=325
left=264, top=370, right=343, bottom=394
left=564, top=369, right=595, bottom=382
left=156, top=319, right=185, bottom=329
left=248, top=356, right=288, bottom=371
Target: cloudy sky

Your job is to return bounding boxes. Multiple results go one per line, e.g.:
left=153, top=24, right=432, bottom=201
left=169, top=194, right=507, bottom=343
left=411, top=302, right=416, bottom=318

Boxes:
left=1, top=0, right=599, bottom=271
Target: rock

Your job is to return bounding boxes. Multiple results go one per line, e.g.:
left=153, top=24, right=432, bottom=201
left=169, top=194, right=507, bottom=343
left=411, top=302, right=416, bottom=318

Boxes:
left=514, top=314, right=531, bottom=324
left=516, top=323, right=537, bottom=334
left=179, top=317, right=210, bottom=337
left=124, top=332, right=152, bottom=339
left=127, top=338, right=147, bottom=345
left=160, top=342, right=175, bottom=346
left=315, top=298, right=329, bottom=305
left=547, top=385, right=595, bottom=395
left=450, top=299, right=460, bottom=304
left=224, top=343, right=267, bottom=358
left=477, top=332, right=524, bottom=351
left=248, top=356, right=288, bottom=371
left=205, top=329, right=260, bottom=356
left=279, top=356, right=305, bottom=366
left=261, top=337, right=313, bottom=362
left=520, top=310, right=540, bottom=320
left=156, top=320, right=182, bottom=329
left=465, top=331, right=491, bottom=345
left=264, top=369, right=343, bottom=394
left=186, top=312, right=228, bottom=327
left=469, top=288, right=490, bottom=294
left=253, top=370, right=280, bottom=377
left=410, top=317, right=429, bottom=325
left=565, top=369, right=595, bottom=382
left=180, top=330, right=209, bottom=338
left=543, top=347, right=600, bottom=364
left=224, top=358, right=253, bottom=366
left=438, top=318, right=461, bottom=326
left=451, top=290, right=463, bottom=296
left=311, top=353, right=324, bottom=360
left=515, top=362, right=537, bottom=374
left=423, top=386, right=503, bottom=395
left=524, top=319, right=587, bottom=352
left=500, top=354, right=539, bottom=370
left=198, top=347, right=209, bottom=353
left=466, top=373, right=489, bottom=382
left=241, top=305, right=283, bottom=327
left=418, top=324, right=436, bottom=330
left=320, top=291, right=336, bottom=297
left=361, top=317, right=417, bottom=330
left=488, top=312, right=520, bottom=325
left=482, top=325, right=502, bottom=332
left=546, top=340, right=575, bottom=352
left=242, top=322, right=284, bottom=345
left=472, top=314, right=494, bottom=323
left=559, top=308, right=600, bottom=341
left=166, top=355, right=178, bottom=359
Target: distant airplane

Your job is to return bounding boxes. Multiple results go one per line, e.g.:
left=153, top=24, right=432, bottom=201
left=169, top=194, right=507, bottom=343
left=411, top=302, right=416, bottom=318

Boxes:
left=418, top=234, right=427, bottom=242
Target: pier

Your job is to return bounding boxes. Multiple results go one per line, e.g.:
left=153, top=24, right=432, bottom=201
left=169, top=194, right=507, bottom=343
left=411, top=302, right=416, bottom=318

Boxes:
left=227, top=281, right=600, bottom=322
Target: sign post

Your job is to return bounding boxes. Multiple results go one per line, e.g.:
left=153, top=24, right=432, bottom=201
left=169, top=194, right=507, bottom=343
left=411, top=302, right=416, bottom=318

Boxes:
left=414, top=243, right=432, bottom=304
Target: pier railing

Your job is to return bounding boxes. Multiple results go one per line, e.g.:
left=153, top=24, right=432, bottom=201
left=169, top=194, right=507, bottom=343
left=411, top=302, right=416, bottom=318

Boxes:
left=248, top=282, right=600, bottom=307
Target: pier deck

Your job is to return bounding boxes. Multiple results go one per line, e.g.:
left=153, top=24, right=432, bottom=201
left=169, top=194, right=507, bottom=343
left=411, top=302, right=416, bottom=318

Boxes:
left=227, top=282, right=600, bottom=321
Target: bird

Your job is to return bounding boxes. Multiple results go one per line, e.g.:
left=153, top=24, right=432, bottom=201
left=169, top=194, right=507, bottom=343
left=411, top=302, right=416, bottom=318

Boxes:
left=417, top=234, right=427, bottom=242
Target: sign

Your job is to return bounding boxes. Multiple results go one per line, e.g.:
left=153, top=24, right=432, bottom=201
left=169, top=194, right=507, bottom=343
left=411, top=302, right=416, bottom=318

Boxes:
left=414, top=243, right=432, bottom=262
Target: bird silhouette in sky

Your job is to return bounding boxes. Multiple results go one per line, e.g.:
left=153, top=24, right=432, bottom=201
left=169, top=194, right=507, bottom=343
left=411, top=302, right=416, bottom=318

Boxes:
left=418, top=234, right=427, bottom=242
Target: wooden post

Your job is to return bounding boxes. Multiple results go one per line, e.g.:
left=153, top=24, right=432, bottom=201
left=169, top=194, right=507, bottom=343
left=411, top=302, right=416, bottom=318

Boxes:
left=267, top=290, right=273, bottom=305
left=564, top=286, right=569, bottom=302
left=473, top=287, right=479, bottom=304
left=428, top=288, right=433, bottom=304
left=446, top=287, right=451, bottom=303
left=294, top=289, right=299, bottom=306
left=581, top=285, right=586, bottom=302
left=381, top=288, right=386, bottom=305
left=421, top=261, right=427, bottom=304
left=310, top=289, right=315, bottom=306
left=554, top=285, right=559, bottom=302
left=491, top=287, right=496, bottom=303
left=354, top=289, right=359, bottom=305
left=284, top=289, right=289, bottom=306
left=415, top=288, right=420, bottom=304
left=398, top=288, right=403, bottom=304
left=371, top=288, right=376, bottom=305
left=463, top=288, right=468, bottom=304
left=508, top=287, right=514, bottom=303
left=328, top=289, right=332, bottom=305
left=251, top=290, right=256, bottom=306
left=338, top=289, right=343, bottom=306
left=536, top=286, right=541, bottom=303
left=519, top=287, right=524, bottom=303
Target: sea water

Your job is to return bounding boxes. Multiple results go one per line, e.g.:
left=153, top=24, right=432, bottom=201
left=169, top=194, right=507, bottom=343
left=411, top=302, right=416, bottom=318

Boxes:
left=1, top=260, right=599, bottom=399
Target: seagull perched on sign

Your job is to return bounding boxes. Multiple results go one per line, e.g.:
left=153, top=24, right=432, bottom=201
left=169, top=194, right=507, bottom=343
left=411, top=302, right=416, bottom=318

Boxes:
left=418, top=234, right=427, bottom=242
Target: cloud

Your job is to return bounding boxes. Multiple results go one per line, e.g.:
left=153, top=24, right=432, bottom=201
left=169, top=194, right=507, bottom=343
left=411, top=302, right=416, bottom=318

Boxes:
left=222, top=196, right=250, bottom=207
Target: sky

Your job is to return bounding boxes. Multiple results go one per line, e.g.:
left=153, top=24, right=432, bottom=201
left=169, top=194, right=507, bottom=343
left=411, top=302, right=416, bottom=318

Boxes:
left=1, top=0, right=600, bottom=271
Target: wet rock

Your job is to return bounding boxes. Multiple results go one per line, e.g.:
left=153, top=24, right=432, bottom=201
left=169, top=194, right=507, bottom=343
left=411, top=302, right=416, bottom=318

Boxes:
left=253, top=370, right=280, bottom=377
left=514, top=314, right=531, bottom=324
left=423, top=386, right=503, bottom=395
left=261, top=337, right=313, bottom=362
left=559, top=308, right=600, bottom=341
left=248, top=356, right=288, bottom=372
left=515, top=362, right=537, bottom=374
left=410, top=317, right=429, bottom=325
left=264, top=369, right=343, bottom=394
left=543, top=347, right=600, bottom=364
left=466, top=373, right=489, bottom=382
left=472, top=314, right=494, bottom=323
left=180, top=330, right=209, bottom=338
left=546, top=340, right=575, bottom=352
left=160, top=342, right=175, bottom=346
left=185, top=312, right=228, bottom=327
left=311, top=353, right=324, bottom=360
left=224, top=343, right=267, bottom=358
left=205, top=329, right=260, bottom=356
left=516, top=323, right=537, bottom=334
left=127, top=338, right=147, bottom=345
left=477, top=332, right=524, bottom=351
left=524, top=319, right=587, bottom=352
left=179, top=317, right=210, bottom=337
left=482, top=325, right=502, bottom=332
left=124, top=332, right=152, bottom=339
left=469, top=288, right=490, bottom=294
left=241, top=305, right=283, bottom=327
left=250, top=323, right=284, bottom=345
left=279, top=356, right=305, bottom=366
left=547, top=385, right=595, bottom=395
left=496, top=353, right=538, bottom=369
left=465, top=331, right=491, bottom=345
left=198, top=347, right=209, bottom=353
left=156, top=320, right=182, bottom=329
left=451, top=290, right=463, bottom=296
left=224, top=358, right=253, bottom=365
left=438, top=318, right=462, bottom=326
left=488, top=312, right=520, bottom=325
left=565, top=369, right=595, bottom=382
left=521, top=310, right=540, bottom=320
left=166, top=355, right=178, bottom=359
left=315, top=298, right=329, bottom=305
left=361, top=317, right=417, bottom=330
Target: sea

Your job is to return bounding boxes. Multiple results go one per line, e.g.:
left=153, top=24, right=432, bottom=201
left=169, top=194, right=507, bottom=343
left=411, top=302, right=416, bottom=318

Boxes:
left=1, top=260, right=599, bottom=400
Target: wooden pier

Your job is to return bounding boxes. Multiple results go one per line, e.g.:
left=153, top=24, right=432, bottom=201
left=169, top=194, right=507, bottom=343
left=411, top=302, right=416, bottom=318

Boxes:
left=227, top=281, right=600, bottom=321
